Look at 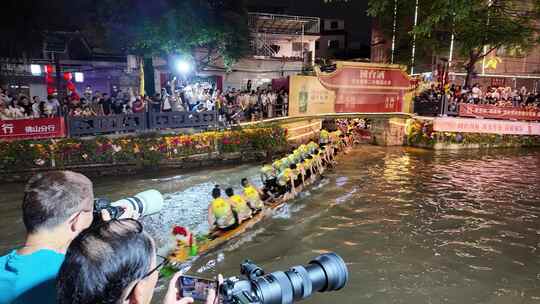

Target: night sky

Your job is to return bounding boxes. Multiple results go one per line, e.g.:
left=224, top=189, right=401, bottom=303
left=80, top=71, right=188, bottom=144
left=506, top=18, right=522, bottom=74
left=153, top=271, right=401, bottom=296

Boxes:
left=247, top=0, right=371, bottom=47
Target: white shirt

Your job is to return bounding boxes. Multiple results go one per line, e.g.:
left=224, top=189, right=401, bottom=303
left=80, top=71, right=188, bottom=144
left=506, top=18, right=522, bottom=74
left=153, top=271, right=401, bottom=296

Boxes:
left=205, top=99, right=214, bottom=111
left=32, top=102, right=41, bottom=117
left=472, top=87, right=481, bottom=98
left=47, top=99, right=60, bottom=113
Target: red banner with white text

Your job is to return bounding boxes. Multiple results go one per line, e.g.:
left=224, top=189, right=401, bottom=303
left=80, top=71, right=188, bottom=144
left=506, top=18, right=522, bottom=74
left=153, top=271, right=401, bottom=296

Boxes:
left=317, top=62, right=412, bottom=113
left=459, top=103, right=540, bottom=121
left=0, top=117, right=66, bottom=140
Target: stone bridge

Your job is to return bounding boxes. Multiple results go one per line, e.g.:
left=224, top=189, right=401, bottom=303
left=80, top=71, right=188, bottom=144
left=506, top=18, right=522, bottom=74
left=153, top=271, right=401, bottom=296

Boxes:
left=241, top=112, right=412, bottom=146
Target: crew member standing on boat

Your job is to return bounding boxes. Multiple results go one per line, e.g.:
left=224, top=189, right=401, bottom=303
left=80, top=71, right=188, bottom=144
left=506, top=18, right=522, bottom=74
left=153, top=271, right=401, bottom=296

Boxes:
left=225, top=187, right=252, bottom=224
left=241, top=178, right=264, bottom=212
left=208, top=186, right=236, bottom=231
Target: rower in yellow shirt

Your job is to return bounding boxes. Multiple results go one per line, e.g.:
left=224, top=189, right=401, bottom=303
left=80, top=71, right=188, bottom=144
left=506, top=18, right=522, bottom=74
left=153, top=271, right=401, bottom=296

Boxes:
left=208, top=186, right=236, bottom=232
left=241, top=178, right=265, bottom=210
left=225, top=187, right=252, bottom=224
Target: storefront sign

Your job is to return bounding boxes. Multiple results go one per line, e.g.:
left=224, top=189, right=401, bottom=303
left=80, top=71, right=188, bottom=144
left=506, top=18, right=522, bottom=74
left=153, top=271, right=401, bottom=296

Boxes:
left=459, top=103, right=540, bottom=121
left=0, top=117, right=66, bottom=140
left=433, top=117, right=540, bottom=135
left=289, top=62, right=413, bottom=115
left=317, top=62, right=412, bottom=113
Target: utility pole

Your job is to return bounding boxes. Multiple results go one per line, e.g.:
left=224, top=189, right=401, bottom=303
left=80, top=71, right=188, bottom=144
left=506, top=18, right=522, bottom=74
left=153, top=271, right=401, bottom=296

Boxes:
left=390, top=0, right=398, bottom=64
left=410, top=0, right=419, bottom=74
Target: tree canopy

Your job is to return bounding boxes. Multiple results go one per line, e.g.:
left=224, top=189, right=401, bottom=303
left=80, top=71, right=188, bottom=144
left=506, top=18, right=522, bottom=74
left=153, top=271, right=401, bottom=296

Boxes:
left=367, top=0, right=540, bottom=86
left=0, top=0, right=250, bottom=71
left=91, top=0, right=250, bottom=70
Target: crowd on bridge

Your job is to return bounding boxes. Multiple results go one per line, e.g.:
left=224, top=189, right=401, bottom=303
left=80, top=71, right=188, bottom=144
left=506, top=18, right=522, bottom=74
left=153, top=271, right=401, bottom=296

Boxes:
left=0, top=80, right=289, bottom=126
left=415, top=83, right=540, bottom=111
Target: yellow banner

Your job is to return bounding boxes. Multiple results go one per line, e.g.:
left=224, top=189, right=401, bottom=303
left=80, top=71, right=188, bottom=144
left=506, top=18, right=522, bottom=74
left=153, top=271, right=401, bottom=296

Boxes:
left=288, top=75, right=335, bottom=117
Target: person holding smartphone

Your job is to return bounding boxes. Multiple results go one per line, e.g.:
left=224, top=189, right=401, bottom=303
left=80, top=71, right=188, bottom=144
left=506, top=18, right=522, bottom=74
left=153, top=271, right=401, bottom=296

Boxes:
left=57, top=219, right=217, bottom=304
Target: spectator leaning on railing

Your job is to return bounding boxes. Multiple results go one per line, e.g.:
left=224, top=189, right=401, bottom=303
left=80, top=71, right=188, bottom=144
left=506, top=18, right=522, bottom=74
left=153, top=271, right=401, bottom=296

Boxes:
left=415, top=82, right=540, bottom=111
left=1, top=80, right=291, bottom=126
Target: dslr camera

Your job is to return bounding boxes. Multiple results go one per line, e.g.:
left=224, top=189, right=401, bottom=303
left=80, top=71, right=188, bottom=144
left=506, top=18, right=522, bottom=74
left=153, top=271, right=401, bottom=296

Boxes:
left=220, top=252, right=348, bottom=304
left=93, top=189, right=164, bottom=221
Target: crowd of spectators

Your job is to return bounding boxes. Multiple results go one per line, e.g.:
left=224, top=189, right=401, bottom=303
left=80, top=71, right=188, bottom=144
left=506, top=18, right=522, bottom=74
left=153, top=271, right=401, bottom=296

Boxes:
left=0, top=88, right=61, bottom=120
left=156, top=80, right=289, bottom=124
left=0, top=81, right=289, bottom=125
left=416, top=83, right=540, bottom=111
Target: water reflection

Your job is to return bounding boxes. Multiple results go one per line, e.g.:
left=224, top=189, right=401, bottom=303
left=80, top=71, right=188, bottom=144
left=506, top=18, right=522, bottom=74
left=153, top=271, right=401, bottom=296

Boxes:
left=0, top=147, right=539, bottom=303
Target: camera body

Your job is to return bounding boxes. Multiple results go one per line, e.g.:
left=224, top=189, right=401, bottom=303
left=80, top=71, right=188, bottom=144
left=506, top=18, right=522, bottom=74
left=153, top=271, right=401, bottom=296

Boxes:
left=93, top=189, right=164, bottom=221
left=220, top=253, right=348, bottom=304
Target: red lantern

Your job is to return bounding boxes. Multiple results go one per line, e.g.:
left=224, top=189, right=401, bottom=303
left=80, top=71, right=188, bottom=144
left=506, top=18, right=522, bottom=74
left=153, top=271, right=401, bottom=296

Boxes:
left=45, top=65, right=55, bottom=95
left=63, top=72, right=72, bottom=81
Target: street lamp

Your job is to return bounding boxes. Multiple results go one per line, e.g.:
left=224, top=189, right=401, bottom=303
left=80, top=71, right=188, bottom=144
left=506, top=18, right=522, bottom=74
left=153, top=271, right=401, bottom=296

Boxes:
left=175, top=59, right=192, bottom=75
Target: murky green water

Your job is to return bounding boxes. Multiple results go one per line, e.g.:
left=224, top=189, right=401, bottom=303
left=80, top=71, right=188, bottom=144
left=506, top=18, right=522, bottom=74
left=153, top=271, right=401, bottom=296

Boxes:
left=1, top=147, right=540, bottom=303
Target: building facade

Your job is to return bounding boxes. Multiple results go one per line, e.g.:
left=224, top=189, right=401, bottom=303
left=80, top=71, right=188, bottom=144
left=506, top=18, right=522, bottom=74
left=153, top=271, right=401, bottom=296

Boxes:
left=316, top=19, right=347, bottom=59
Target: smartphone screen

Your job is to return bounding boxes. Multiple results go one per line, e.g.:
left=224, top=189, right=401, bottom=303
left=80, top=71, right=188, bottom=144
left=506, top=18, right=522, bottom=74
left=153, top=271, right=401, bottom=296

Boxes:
left=177, top=275, right=217, bottom=302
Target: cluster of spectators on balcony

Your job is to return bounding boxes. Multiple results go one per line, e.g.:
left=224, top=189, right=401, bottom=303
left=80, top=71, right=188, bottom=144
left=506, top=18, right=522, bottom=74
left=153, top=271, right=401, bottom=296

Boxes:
left=415, top=83, right=540, bottom=111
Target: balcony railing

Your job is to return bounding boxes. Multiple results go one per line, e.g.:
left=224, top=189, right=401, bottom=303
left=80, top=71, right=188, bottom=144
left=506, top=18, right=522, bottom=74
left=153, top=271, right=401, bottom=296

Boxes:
left=248, top=12, right=320, bottom=35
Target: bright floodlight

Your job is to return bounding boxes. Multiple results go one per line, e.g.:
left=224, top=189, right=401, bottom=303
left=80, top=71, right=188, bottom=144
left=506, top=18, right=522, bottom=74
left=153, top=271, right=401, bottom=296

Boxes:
left=30, top=64, right=41, bottom=76
left=175, top=60, right=192, bottom=74
left=74, top=72, right=84, bottom=83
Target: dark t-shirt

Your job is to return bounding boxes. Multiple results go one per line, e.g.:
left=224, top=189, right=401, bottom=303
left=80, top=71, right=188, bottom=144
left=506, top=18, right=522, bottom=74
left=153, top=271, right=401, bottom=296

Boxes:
left=111, top=99, right=124, bottom=115
left=21, top=103, right=33, bottom=116
left=100, top=98, right=112, bottom=115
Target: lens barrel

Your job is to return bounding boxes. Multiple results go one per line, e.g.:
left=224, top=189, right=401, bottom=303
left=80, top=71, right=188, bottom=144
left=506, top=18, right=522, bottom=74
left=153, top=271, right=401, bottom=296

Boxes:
left=246, top=253, right=348, bottom=304
left=111, top=189, right=164, bottom=218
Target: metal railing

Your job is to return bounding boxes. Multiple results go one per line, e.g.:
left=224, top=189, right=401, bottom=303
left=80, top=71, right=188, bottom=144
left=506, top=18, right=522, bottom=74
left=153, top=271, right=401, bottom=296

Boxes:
left=248, top=12, right=320, bottom=34
left=67, top=111, right=218, bottom=137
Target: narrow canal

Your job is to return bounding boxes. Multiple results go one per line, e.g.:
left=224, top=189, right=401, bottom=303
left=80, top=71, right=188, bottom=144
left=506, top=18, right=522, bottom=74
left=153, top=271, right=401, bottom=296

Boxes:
left=1, top=146, right=539, bottom=303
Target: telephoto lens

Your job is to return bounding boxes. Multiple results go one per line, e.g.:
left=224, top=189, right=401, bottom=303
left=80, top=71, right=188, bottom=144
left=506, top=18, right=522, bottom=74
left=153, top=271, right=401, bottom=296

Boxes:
left=110, top=189, right=164, bottom=218
left=220, top=252, right=348, bottom=304
left=93, top=189, right=164, bottom=221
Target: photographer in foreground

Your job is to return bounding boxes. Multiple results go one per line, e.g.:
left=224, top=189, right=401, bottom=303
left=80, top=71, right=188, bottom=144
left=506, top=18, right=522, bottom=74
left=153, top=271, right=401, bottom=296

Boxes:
left=57, top=219, right=217, bottom=304
left=0, top=171, right=95, bottom=304
left=0, top=171, right=141, bottom=304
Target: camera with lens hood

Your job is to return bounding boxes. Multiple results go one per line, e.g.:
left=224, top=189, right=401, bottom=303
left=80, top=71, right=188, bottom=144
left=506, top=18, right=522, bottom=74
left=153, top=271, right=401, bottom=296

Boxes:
left=93, top=189, right=164, bottom=222
left=220, top=252, right=348, bottom=304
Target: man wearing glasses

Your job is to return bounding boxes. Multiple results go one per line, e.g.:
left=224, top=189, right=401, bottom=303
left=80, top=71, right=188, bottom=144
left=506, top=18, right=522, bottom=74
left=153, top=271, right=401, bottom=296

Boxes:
left=0, top=171, right=95, bottom=304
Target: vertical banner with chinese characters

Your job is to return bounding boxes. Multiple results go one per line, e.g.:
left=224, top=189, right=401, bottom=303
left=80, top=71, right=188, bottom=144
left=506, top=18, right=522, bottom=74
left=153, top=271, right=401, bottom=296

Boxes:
left=316, top=62, right=413, bottom=113
left=288, top=75, right=335, bottom=117
left=0, top=117, right=66, bottom=140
